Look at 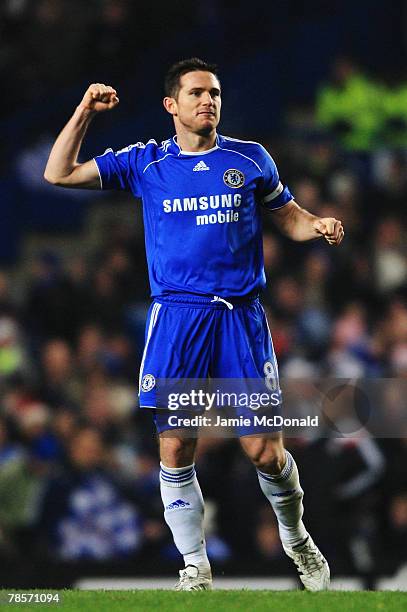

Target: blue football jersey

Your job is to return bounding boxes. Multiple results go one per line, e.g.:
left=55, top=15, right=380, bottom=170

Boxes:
left=94, top=134, right=293, bottom=298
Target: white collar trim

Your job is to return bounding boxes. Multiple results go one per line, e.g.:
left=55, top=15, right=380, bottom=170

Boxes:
left=173, top=135, right=219, bottom=156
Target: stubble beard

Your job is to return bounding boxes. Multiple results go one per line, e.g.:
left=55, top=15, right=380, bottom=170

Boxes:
left=195, top=124, right=214, bottom=137
left=177, top=113, right=218, bottom=138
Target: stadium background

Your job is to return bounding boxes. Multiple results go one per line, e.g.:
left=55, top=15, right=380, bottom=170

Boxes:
left=0, top=0, right=406, bottom=590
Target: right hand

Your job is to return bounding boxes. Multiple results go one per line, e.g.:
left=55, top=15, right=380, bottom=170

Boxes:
left=79, top=83, right=119, bottom=113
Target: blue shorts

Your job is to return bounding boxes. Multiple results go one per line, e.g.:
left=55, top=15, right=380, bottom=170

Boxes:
left=138, top=294, right=282, bottom=436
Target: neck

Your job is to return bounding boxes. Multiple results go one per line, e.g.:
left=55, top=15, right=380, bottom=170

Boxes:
left=175, top=128, right=217, bottom=152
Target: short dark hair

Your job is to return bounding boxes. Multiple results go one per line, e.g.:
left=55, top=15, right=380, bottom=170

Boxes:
left=164, top=57, right=219, bottom=98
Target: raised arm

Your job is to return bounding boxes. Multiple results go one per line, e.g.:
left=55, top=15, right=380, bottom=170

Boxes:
left=44, top=83, right=119, bottom=189
left=271, top=200, right=344, bottom=245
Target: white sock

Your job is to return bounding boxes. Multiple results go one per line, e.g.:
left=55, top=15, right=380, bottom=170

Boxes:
left=160, top=463, right=210, bottom=569
left=257, top=450, right=308, bottom=548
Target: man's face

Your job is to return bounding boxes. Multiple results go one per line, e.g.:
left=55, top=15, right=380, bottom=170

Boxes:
left=166, top=70, right=221, bottom=135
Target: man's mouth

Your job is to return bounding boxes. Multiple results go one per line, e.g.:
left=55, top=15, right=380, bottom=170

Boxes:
left=198, top=111, right=215, bottom=116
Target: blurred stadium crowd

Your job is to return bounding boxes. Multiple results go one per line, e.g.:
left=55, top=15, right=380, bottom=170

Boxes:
left=2, top=0, right=407, bottom=119
left=0, top=0, right=406, bottom=587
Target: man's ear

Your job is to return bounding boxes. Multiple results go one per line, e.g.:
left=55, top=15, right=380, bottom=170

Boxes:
left=163, top=96, right=177, bottom=116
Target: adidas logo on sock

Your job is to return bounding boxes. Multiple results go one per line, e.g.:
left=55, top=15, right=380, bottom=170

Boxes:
left=271, top=489, right=297, bottom=497
left=193, top=160, right=210, bottom=171
left=165, top=499, right=191, bottom=510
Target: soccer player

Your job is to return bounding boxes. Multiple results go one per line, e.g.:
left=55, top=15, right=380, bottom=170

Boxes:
left=44, top=58, right=344, bottom=591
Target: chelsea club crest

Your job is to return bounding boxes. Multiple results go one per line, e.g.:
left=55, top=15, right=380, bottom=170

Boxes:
left=141, top=374, right=156, bottom=392
left=223, top=168, right=245, bottom=188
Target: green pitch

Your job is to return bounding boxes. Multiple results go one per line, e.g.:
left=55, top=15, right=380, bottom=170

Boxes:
left=1, top=590, right=407, bottom=612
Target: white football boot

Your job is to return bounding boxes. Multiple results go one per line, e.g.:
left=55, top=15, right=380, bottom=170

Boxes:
left=174, top=564, right=213, bottom=591
left=283, top=535, right=330, bottom=591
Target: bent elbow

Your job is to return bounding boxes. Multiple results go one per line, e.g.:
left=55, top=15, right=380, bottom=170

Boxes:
left=43, top=170, right=57, bottom=185
left=43, top=170, right=67, bottom=186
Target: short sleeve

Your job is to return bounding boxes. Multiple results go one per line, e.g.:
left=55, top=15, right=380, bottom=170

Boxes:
left=94, top=143, right=144, bottom=197
left=259, top=146, right=293, bottom=211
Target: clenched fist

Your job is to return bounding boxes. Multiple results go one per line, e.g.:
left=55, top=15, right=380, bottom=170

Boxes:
left=313, top=217, right=344, bottom=246
left=79, top=83, right=119, bottom=113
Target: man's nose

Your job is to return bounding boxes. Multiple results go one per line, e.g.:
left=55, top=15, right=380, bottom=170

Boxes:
left=201, top=92, right=214, bottom=105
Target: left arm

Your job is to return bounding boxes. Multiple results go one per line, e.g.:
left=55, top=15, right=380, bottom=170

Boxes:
left=270, top=200, right=344, bottom=245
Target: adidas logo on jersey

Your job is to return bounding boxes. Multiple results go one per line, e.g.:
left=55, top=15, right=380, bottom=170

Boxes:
left=193, top=160, right=210, bottom=171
